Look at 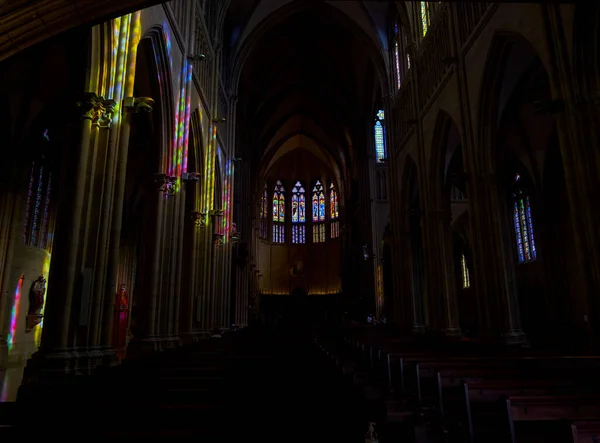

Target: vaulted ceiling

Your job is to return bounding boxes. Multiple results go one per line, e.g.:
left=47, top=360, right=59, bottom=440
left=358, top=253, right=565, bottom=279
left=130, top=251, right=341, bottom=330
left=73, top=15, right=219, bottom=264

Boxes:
left=228, top=1, right=392, bottom=184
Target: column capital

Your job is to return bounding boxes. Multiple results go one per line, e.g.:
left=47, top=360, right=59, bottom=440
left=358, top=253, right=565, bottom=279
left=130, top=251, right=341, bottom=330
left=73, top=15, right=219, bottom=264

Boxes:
left=77, top=93, right=102, bottom=121
left=190, top=210, right=207, bottom=228
left=98, top=99, right=117, bottom=128
left=123, top=96, right=154, bottom=113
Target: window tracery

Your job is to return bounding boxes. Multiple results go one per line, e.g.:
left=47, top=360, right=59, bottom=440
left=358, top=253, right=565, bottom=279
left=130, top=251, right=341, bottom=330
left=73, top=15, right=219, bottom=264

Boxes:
left=272, top=180, right=285, bottom=243
left=312, top=181, right=325, bottom=243
left=512, top=173, right=537, bottom=263
left=330, top=183, right=339, bottom=239
left=375, top=110, right=387, bottom=163
left=260, top=183, right=268, bottom=238
left=292, top=181, right=306, bottom=244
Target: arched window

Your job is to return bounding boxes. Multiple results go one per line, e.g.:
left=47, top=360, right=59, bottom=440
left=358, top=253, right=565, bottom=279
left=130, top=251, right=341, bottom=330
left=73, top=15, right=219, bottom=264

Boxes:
left=393, top=23, right=402, bottom=89
left=330, top=183, right=339, bottom=239
left=461, top=254, right=470, bottom=289
left=512, top=173, right=537, bottom=263
left=312, top=181, right=325, bottom=243
left=375, top=110, right=387, bottom=163
left=23, top=129, right=54, bottom=251
left=260, top=183, right=268, bottom=238
left=272, top=180, right=285, bottom=243
left=420, top=2, right=431, bottom=36
left=292, top=181, right=306, bottom=244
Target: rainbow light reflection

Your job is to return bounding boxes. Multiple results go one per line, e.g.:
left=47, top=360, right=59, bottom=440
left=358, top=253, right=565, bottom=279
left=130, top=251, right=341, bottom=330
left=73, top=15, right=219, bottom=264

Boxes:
left=7, top=275, right=24, bottom=352
left=33, top=252, right=52, bottom=346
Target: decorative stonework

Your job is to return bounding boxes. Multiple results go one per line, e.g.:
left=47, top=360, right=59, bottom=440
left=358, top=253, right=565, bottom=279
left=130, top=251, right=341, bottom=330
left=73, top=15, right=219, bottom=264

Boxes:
left=190, top=211, right=207, bottom=228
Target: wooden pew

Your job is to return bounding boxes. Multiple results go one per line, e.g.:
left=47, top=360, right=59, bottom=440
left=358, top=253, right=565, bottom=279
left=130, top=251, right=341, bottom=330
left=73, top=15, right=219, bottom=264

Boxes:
left=507, top=395, right=600, bottom=443
left=570, top=420, right=600, bottom=443
left=461, top=379, right=593, bottom=443
left=418, top=357, right=600, bottom=440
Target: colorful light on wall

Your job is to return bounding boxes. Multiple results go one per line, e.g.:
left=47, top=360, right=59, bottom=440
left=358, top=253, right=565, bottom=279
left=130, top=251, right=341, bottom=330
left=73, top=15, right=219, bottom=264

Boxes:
left=7, top=275, right=24, bottom=352
left=33, top=252, right=52, bottom=346
left=221, top=159, right=233, bottom=241
left=376, top=264, right=384, bottom=318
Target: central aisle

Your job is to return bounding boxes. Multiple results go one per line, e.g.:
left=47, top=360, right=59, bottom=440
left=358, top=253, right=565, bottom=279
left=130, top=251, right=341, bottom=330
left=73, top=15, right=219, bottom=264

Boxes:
left=87, top=327, right=366, bottom=441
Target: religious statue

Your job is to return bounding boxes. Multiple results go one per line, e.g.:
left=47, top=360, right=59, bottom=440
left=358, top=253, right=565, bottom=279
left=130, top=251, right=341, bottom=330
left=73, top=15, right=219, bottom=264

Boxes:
left=364, top=422, right=379, bottom=443
left=25, top=276, right=46, bottom=333
left=288, top=260, right=304, bottom=277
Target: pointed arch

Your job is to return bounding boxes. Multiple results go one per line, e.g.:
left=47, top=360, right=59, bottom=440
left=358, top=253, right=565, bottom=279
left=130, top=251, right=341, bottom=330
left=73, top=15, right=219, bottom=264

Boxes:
left=140, top=26, right=176, bottom=174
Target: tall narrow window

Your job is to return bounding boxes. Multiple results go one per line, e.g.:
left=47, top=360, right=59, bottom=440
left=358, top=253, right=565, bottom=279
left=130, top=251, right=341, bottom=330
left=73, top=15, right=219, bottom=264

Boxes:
left=292, top=181, right=306, bottom=244
left=330, top=183, right=339, bottom=239
left=512, top=173, right=537, bottom=263
left=461, top=254, right=470, bottom=289
left=394, top=23, right=401, bottom=89
left=312, top=181, right=326, bottom=243
left=375, top=110, right=387, bottom=163
left=23, top=129, right=54, bottom=251
left=272, top=180, right=285, bottom=243
left=421, top=2, right=431, bottom=36
left=260, top=184, right=268, bottom=238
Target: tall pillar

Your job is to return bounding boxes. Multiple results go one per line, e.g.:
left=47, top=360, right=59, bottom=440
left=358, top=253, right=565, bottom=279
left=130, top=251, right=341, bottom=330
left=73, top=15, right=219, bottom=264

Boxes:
left=436, top=209, right=461, bottom=336
left=541, top=4, right=600, bottom=349
left=477, top=172, right=526, bottom=344
left=101, top=97, right=154, bottom=354
left=36, top=94, right=100, bottom=362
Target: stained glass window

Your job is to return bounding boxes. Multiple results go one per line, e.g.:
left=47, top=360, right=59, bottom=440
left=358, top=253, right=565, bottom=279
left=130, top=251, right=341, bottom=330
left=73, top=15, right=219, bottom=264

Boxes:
left=40, top=173, right=52, bottom=250
left=23, top=162, right=35, bottom=243
left=312, top=181, right=326, bottom=243
left=330, top=183, right=339, bottom=239
left=421, top=2, right=430, bottom=37
left=512, top=173, right=537, bottom=263
left=292, top=181, right=306, bottom=244
left=273, top=180, right=285, bottom=243
left=394, top=23, right=401, bottom=89
left=375, top=110, right=386, bottom=163
left=30, top=166, right=44, bottom=246
left=461, top=254, right=470, bottom=289
left=260, top=184, right=268, bottom=238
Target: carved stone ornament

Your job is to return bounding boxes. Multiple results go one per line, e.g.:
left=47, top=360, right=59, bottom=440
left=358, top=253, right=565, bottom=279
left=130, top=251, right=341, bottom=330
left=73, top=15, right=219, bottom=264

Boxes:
left=98, top=99, right=117, bottom=128
left=190, top=211, right=207, bottom=228
left=210, top=209, right=224, bottom=217
left=154, top=173, right=177, bottom=196
left=212, top=233, right=224, bottom=247
left=77, top=93, right=102, bottom=121
left=123, top=96, right=155, bottom=114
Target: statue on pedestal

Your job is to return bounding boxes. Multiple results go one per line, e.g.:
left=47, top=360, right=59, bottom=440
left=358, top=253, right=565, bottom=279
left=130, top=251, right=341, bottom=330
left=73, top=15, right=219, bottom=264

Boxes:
left=364, top=422, right=379, bottom=443
left=25, top=276, right=46, bottom=333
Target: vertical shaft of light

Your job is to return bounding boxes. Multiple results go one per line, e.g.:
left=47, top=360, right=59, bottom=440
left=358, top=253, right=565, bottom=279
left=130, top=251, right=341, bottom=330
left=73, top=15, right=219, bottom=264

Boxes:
left=182, top=63, right=193, bottom=173
left=7, top=275, right=24, bottom=352
left=112, top=14, right=131, bottom=124
left=171, top=68, right=183, bottom=177
left=108, top=17, right=122, bottom=99
left=124, top=11, right=142, bottom=99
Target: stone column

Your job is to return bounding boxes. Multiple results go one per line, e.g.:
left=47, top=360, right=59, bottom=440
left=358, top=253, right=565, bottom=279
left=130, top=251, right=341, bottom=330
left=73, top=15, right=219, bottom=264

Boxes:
left=171, top=185, right=185, bottom=345
left=89, top=101, right=117, bottom=350
left=39, top=94, right=100, bottom=357
left=541, top=3, right=600, bottom=349
left=435, top=209, right=461, bottom=336
left=479, top=172, right=526, bottom=344
left=101, top=96, right=154, bottom=354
